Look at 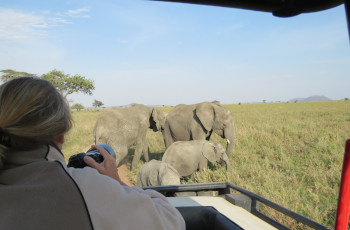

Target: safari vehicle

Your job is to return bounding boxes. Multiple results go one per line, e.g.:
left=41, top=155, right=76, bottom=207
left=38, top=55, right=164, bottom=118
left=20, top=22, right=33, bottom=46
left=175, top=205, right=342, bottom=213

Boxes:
left=143, top=0, right=350, bottom=229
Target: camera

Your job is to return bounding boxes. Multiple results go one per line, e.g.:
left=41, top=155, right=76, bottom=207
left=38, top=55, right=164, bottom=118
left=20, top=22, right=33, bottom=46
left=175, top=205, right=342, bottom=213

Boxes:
left=67, top=144, right=115, bottom=168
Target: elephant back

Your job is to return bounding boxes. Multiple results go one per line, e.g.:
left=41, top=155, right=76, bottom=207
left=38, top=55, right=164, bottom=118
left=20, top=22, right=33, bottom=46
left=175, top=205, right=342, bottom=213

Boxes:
left=138, top=160, right=180, bottom=186
left=166, top=104, right=196, bottom=123
left=162, top=141, right=203, bottom=177
left=138, top=159, right=161, bottom=187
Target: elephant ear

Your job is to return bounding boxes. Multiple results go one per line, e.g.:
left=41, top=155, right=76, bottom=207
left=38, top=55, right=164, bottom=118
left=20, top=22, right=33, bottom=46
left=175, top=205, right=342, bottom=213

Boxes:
left=196, top=102, right=214, bottom=132
left=202, top=141, right=216, bottom=163
left=212, top=142, right=225, bottom=161
left=151, top=108, right=161, bottom=131
left=158, top=162, right=180, bottom=185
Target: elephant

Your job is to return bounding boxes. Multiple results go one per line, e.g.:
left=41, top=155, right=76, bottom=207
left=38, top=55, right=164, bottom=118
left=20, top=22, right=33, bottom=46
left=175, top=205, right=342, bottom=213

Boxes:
left=94, top=104, right=165, bottom=170
left=137, top=159, right=181, bottom=187
left=162, top=140, right=230, bottom=177
left=162, top=102, right=235, bottom=156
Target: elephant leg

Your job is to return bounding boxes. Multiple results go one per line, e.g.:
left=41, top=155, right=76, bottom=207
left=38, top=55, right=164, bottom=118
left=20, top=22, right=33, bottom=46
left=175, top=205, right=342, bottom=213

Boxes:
left=132, top=142, right=146, bottom=170
left=132, top=129, right=149, bottom=169
left=164, top=136, right=173, bottom=150
left=106, top=136, right=127, bottom=167
left=198, top=157, right=208, bottom=171
left=163, top=126, right=174, bottom=149
left=142, top=145, right=150, bottom=162
left=141, top=132, right=150, bottom=162
left=114, top=145, right=128, bottom=167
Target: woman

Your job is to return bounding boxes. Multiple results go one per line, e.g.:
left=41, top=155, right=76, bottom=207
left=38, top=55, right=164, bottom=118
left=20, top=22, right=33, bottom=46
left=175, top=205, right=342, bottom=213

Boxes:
left=0, top=77, right=185, bottom=230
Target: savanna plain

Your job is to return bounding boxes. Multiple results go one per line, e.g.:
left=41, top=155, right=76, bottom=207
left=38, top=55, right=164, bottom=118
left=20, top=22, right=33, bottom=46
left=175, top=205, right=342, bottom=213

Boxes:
left=63, top=100, right=350, bottom=229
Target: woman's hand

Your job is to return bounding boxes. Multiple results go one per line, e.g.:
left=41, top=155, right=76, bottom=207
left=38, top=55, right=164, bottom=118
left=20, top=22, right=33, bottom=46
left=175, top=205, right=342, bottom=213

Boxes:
left=83, top=145, right=127, bottom=186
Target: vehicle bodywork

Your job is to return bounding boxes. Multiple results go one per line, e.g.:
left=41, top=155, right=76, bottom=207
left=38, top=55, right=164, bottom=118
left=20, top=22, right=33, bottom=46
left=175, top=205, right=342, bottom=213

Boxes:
left=148, top=182, right=331, bottom=229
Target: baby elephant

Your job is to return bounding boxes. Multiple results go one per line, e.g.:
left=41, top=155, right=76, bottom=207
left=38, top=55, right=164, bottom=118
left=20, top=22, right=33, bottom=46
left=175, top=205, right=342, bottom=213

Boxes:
left=162, top=140, right=230, bottom=177
left=137, top=160, right=181, bottom=187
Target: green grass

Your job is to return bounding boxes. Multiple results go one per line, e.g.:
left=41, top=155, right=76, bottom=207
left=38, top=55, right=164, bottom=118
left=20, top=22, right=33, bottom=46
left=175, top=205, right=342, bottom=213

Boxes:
left=62, top=109, right=104, bottom=161
left=62, top=101, right=350, bottom=229
left=221, top=101, right=349, bottom=228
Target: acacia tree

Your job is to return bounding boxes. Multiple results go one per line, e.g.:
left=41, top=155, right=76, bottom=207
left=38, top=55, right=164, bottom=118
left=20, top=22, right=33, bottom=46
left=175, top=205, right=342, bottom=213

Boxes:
left=0, top=69, right=95, bottom=99
left=41, top=69, right=95, bottom=99
left=93, top=99, right=104, bottom=110
left=71, top=103, right=85, bottom=111
left=0, top=69, right=36, bottom=81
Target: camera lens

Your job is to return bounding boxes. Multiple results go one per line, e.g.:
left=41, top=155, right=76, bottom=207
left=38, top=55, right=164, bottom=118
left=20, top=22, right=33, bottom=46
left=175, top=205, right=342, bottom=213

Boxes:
left=86, top=144, right=116, bottom=157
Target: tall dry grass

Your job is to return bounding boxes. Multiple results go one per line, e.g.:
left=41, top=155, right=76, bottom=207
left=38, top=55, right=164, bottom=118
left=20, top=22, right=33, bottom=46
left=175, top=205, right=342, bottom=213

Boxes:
left=62, top=101, right=350, bottom=229
left=62, top=109, right=104, bottom=161
left=217, top=101, right=349, bottom=228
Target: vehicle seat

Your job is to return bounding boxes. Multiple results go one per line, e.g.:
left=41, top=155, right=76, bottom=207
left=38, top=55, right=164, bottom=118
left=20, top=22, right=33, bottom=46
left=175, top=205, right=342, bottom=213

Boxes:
left=176, top=206, right=242, bottom=230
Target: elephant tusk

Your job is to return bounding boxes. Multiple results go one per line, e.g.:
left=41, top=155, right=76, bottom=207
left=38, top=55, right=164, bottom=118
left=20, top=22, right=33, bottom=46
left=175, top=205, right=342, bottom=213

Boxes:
left=227, top=139, right=230, bottom=145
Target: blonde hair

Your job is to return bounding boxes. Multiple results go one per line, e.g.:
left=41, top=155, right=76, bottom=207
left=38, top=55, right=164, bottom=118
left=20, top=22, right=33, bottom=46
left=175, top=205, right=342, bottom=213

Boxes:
left=0, top=77, right=73, bottom=167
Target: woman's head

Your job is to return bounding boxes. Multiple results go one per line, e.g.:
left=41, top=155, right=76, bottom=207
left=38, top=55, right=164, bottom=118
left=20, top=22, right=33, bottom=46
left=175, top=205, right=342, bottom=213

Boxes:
left=0, top=77, right=73, bottom=166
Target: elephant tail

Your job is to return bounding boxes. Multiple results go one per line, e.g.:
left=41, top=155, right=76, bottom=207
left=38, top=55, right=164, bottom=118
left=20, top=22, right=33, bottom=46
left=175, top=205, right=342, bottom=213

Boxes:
left=93, top=122, right=101, bottom=145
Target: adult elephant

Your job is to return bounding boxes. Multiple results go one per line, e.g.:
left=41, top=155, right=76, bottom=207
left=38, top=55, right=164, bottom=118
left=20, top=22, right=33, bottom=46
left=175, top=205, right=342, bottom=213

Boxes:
left=162, top=102, right=235, bottom=156
left=94, top=104, right=165, bottom=170
left=162, top=140, right=230, bottom=177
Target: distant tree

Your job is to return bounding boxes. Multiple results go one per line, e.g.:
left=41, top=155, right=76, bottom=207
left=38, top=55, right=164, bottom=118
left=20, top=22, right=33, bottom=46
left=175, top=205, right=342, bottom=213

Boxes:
left=71, top=103, right=85, bottom=111
left=41, top=69, right=94, bottom=99
left=0, top=69, right=36, bottom=81
left=0, top=69, right=95, bottom=99
left=263, top=100, right=266, bottom=103
left=93, top=99, right=104, bottom=110
left=238, top=102, right=241, bottom=105
left=211, top=100, right=220, bottom=104
left=345, top=98, right=349, bottom=101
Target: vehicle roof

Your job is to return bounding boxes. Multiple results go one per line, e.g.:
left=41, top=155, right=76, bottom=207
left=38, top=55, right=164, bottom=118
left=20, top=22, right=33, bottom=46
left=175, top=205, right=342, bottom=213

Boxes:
left=151, top=0, right=344, bottom=17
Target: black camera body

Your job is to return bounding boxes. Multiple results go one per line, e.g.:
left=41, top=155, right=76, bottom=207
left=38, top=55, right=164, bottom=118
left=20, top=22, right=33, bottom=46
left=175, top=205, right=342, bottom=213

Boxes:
left=67, top=144, right=115, bottom=168
left=67, top=152, right=104, bottom=168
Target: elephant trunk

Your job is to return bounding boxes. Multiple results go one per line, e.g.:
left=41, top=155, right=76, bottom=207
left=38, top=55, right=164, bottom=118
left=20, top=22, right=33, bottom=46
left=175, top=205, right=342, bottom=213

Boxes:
left=222, top=124, right=235, bottom=156
left=226, top=138, right=234, bottom=156
left=222, top=153, right=230, bottom=171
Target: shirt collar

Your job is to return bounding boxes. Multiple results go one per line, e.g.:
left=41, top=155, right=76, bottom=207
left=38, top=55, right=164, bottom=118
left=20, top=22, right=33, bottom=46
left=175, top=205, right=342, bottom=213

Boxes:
left=3, top=144, right=65, bottom=169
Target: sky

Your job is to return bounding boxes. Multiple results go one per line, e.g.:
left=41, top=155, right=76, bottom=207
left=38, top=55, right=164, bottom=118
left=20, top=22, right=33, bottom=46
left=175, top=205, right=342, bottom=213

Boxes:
left=0, top=0, right=349, bottom=107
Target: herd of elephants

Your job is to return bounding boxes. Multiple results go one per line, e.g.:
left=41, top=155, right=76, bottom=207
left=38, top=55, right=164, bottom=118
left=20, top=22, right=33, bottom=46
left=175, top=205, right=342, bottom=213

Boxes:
left=93, top=102, right=235, bottom=187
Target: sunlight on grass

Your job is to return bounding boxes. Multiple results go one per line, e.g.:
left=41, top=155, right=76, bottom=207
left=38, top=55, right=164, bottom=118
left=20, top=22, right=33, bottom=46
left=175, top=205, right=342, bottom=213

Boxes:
left=62, top=101, right=350, bottom=229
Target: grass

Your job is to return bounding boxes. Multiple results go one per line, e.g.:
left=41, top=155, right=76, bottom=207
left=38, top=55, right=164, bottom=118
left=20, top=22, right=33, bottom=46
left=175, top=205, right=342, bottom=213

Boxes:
left=63, top=109, right=104, bottom=161
left=62, top=101, right=350, bottom=229
left=222, top=101, right=349, bottom=228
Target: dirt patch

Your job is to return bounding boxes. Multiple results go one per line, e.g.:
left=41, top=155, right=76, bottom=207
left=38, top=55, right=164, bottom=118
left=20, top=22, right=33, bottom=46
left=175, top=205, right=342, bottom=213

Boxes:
left=118, top=164, right=134, bottom=186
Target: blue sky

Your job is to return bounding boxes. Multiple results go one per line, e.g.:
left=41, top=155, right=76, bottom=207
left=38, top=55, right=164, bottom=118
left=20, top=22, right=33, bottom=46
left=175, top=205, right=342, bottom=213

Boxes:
left=0, top=0, right=349, bottom=107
